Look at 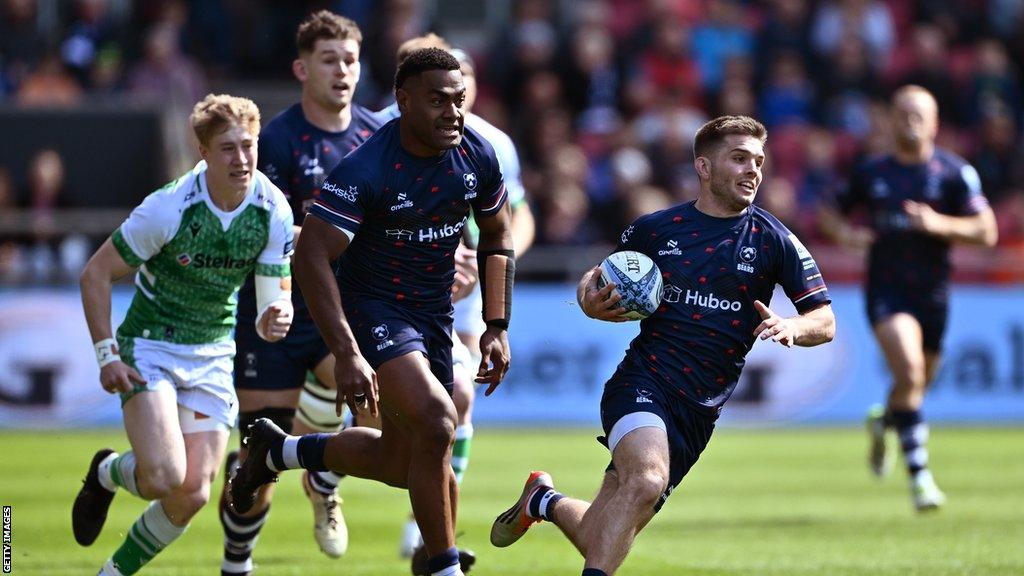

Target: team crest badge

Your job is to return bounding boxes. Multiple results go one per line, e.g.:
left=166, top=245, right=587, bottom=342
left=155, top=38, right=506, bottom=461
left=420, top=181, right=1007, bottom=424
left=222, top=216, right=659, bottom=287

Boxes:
left=740, top=246, right=757, bottom=262
left=372, top=324, right=389, bottom=340
left=463, top=172, right=477, bottom=191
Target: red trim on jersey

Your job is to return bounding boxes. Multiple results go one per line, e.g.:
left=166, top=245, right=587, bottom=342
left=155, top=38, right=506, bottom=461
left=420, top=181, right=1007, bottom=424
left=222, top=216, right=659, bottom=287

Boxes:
left=312, top=199, right=362, bottom=225
left=793, top=285, right=828, bottom=303
left=481, top=183, right=507, bottom=213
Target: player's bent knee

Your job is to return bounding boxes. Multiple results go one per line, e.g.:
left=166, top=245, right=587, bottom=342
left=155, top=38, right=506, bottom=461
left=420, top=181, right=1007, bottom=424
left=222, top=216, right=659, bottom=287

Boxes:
left=620, top=469, right=670, bottom=507
left=415, top=407, right=457, bottom=453
left=137, top=462, right=187, bottom=498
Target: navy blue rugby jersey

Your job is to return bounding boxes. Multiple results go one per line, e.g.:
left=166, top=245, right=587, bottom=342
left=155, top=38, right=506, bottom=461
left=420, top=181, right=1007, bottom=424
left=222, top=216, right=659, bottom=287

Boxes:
left=613, top=201, right=831, bottom=415
left=309, top=119, right=507, bottom=310
left=837, top=149, right=989, bottom=300
left=237, top=104, right=382, bottom=326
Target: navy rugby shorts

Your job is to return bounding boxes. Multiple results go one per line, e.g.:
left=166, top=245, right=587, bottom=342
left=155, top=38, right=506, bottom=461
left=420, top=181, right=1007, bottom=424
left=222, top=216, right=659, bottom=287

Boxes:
left=599, top=370, right=716, bottom=512
left=866, top=288, right=948, bottom=352
left=234, top=317, right=329, bottom=390
left=343, top=295, right=454, bottom=395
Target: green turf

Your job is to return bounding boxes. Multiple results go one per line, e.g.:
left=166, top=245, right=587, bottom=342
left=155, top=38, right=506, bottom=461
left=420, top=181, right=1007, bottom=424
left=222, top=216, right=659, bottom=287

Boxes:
left=2, top=427, right=1022, bottom=575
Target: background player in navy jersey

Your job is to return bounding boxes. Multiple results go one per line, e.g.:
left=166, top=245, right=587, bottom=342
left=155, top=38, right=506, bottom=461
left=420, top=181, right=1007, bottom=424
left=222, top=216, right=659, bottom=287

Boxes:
left=490, top=116, right=836, bottom=576
left=218, top=11, right=381, bottom=574
left=820, top=85, right=997, bottom=511
left=229, top=48, right=515, bottom=576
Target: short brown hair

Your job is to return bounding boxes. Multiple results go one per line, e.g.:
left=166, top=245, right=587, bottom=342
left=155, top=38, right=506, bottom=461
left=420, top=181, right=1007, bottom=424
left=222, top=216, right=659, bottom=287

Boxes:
left=296, top=10, right=362, bottom=55
left=190, top=94, right=260, bottom=146
left=693, top=115, right=767, bottom=158
left=397, top=33, right=450, bottom=64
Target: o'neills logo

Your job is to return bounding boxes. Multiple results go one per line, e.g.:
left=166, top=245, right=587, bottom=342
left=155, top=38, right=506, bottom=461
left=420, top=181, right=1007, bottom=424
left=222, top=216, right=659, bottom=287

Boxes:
left=685, top=290, right=742, bottom=311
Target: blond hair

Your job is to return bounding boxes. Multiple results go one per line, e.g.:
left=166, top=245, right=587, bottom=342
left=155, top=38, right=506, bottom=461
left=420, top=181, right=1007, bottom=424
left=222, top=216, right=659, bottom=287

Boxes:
left=189, top=94, right=260, bottom=146
left=693, top=115, right=767, bottom=158
left=397, top=33, right=450, bottom=64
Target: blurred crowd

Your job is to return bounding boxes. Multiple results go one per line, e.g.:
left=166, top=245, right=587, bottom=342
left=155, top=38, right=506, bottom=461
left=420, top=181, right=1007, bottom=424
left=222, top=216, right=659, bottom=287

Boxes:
left=2, top=0, right=1024, bottom=281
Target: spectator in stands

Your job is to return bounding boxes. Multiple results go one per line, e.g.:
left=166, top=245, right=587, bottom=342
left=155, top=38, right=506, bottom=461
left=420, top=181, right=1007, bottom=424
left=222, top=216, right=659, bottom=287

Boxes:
left=819, top=33, right=879, bottom=137
left=16, top=52, right=83, bottom=107
left=811, top=0, right=894, bottom=70
left=969, top=38, right=1022, bottom=125
left=127, top=22, right=206, bottom=106
left=61, top=0, right=126, bottom=89
left=562, top=23, right=621, bottom=116
left=972, top=106, right=1022, bottom=206
left=0, top=166, right=20, bottom=281
left=690, top=0, right=754, bottom=93
left=756, top=0, right=814, bottom=77
left=0, top=0, right=47, bottom=91
left=758, top=51, right=816, bottom=128
left=21, top=149, right=88, bottom=282
left=896, top=24, right=961, bottom=126
left=633, top=16, right=701, bottom=107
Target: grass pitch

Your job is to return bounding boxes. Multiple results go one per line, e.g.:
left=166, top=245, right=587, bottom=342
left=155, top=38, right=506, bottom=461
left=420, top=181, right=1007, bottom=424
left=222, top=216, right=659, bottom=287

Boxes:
left=2, top=427, right=1022, bottom=575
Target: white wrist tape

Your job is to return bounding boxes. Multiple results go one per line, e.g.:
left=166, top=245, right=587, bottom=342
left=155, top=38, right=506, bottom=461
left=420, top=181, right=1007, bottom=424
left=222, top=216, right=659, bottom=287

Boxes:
left=255, top=274, right=292, bottom=340
left=256, top=297, right=293, bottom=340
left=95, top=338, right=121, bottom=368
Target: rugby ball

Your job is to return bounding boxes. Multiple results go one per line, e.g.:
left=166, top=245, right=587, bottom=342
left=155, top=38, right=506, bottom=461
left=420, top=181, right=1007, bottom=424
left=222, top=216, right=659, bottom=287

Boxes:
left=597, top=251, right=663, bottom=320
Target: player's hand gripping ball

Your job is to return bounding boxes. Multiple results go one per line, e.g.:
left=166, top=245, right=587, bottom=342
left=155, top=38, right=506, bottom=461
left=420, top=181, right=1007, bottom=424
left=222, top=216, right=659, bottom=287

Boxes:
left=597, top=251, right=663, bottom=320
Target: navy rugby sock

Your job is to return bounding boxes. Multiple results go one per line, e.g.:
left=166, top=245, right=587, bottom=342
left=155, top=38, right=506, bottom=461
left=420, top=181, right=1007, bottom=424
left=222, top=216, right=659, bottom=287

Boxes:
left=267, top=434, right=331, bottom=472
left=890, top=409, right=929, bottom=476
left=527, top=486, right=564, bottom=521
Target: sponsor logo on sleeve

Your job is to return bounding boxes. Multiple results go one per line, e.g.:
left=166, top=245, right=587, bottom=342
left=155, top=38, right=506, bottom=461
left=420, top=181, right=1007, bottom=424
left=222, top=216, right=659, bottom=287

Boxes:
left=787, top=233, right=812, bottom=261
left=322, top=181, right=359, bottom=202
left=620, top=225, right=634, bottom=244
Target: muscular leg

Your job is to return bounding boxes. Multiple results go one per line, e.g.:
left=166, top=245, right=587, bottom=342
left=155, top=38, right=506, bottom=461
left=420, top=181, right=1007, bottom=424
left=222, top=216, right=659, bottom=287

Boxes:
left=100, top=413, right=228, bottom=575
left=162, top=430, right=230, bottom=524
left=121, top=388, right=188, bottom=499
left=874, top=313, right=927, bottom=411
left=579, top=427, right=668, bottom=573
left=873, top=314, right=944, bottom=508
left=314, top=352, right=458, bottom=555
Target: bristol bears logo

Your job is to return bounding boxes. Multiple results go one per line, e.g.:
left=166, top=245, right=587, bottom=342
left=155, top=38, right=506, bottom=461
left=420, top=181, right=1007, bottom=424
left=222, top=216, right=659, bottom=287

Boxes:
left=373, top=324, right=395, bottom=351
left=463, top=172, right=478, bottom=191
left=737, top=245, right=757, bottom=273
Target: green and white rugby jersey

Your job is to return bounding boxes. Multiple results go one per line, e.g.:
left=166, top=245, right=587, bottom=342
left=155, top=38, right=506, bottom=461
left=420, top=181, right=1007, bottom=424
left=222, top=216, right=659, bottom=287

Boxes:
left=112, top=161, right=294, bottom=345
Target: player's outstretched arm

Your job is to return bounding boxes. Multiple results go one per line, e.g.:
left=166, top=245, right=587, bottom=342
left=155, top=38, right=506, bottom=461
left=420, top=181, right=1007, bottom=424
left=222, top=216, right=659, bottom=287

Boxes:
left=475, top=203, right=514, bottom=395
left=903, top=201, right=998, bottom=247
left=753, top=301, right=835, bottom=348
left=817, top=204, right=875, bottom=250
left=577, top=267, right=629, bottom=322
left=79, top=238, right=146, bottom=394
left=294, top=216, right=379, bottom=418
